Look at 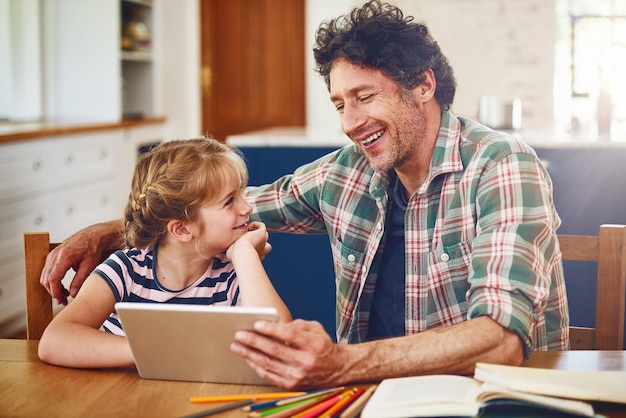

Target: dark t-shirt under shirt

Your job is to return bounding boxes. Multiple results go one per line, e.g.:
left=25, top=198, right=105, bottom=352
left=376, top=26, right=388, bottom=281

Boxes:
left=367, top=177, right=407, bottom=340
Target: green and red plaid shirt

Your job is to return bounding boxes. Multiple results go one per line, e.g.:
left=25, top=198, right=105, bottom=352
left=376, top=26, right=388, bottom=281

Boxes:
left=246, top=111, right=569, bottom=356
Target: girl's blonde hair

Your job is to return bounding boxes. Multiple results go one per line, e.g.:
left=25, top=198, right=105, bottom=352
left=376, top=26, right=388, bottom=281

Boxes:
left=123, top=138, right=248, bottom=249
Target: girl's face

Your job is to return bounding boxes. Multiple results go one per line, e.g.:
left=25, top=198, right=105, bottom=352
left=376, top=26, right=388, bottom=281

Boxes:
left=189, top=178, right=252, bottom=258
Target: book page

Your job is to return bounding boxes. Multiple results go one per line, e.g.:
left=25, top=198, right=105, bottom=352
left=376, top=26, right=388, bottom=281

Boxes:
left=474, top=362, right=626, bottom=403
left=361, top=375, right=481, bottom=418
left=477, top=383, right=595, bottom=417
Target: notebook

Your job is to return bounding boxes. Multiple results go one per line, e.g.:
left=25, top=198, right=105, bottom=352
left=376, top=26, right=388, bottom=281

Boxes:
left=115, top=302, right=279, bottom=385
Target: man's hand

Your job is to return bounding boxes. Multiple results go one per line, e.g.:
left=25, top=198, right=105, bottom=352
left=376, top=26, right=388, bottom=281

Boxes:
left=231, top=319, right=349, bottom=390
left=40, top=220, right=123, bottom=305
left=231, top=316, right=525, bottom=390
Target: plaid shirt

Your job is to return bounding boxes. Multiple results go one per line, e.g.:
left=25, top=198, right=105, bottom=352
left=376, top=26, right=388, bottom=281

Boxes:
left=246, top=111, right=569, bottom=356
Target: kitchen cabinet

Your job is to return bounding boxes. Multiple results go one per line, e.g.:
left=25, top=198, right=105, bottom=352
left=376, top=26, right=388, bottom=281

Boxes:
left=238, top=145, right=339, bottom=340
left=43, top=0, right=158, bottom=122
left=121, top=0, right=155, bottom=119
left=0, top=125, right=163, bottom=337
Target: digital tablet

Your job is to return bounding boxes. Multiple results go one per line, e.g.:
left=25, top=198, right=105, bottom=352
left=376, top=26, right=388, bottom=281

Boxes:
left=115, top=302, right=279, bottom=384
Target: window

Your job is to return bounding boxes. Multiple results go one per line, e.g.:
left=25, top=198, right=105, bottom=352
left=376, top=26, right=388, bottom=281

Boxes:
left=555, top=0, right=626, bottom=140
left=0, top=0, right=42, bottom=122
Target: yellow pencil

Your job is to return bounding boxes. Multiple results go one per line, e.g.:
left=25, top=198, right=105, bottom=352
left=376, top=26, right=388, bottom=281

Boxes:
left=339, top=385, right=377, bottom=418
left=190, top=392, right=305, bottom=404
left=320, top=388, right=361, bottom=418
left=275, top=387, right=345, bottom=406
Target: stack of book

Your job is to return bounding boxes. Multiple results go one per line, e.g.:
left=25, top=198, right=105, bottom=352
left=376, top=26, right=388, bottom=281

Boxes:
left=360, top=363, right=626, bottom=418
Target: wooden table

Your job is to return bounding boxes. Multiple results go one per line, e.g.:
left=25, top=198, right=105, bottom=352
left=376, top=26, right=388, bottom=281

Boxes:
left=1, top=339, right=624, bottom=417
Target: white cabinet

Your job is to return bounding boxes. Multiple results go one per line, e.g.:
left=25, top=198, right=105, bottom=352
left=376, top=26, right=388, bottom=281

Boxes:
left=121, top=0, right=155, bottom=119
left=0, top=139, right=54, bottom=200
left=42, top=0, right=158, bottom=122
left=0, top=131, right=132, bottom=337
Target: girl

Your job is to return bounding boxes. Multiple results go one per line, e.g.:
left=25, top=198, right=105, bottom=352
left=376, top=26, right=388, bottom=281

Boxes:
left=38, top=138, right=291, bottom=368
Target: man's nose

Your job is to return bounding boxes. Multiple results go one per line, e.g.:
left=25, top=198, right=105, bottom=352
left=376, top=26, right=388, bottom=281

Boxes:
left=341, top=103, right=366, bottom=138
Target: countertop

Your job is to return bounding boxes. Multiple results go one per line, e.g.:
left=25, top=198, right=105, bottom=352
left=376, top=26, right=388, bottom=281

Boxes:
left=0, top=116, right=166, bottom=144
left=226, top=126, right=626, bottom=148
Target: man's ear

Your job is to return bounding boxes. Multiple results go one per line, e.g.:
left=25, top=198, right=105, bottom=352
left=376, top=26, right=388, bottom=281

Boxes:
left=417, top=68, right=436, bottom=101
left=167, top=219, right=193, bottom=243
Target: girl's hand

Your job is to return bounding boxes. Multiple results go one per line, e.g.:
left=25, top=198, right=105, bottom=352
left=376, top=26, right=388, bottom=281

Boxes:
left=226, top=221, right=272, bottom=261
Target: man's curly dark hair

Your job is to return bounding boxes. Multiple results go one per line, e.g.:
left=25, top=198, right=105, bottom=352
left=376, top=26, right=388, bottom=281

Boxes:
left=313, top=0, right=456, bottom=111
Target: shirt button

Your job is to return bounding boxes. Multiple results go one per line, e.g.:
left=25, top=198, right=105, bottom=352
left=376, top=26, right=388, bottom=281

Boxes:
left=376, top=222, right=382, bottom=230
left=440, top=253, right=450, bottom=262
left=347, top=254, right=356, bottom=262
left=362, top=266, right=367, bottom=274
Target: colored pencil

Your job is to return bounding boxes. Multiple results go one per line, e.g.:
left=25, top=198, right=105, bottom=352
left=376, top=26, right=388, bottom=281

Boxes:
left=247, top=397, right=314, bottom=418
left=321, top=387, right=364, bottom=418
left=339, top=385, right=377, bottom=418
left=180, top=399, right=254, bottom=418
left=257, top=391, right=344, bottom=418
left=243, top=387, right=344, bottom=412
left=274, top=386, right=345, bottom=406
left=292, top=393, right=344, bottom=418
left=190, top=392, right=304, bottom=404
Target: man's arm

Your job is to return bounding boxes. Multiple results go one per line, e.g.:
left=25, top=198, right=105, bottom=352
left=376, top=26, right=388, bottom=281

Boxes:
left=41, top=219, right=125, bottom=305
left=231, top=316, right=523, bottom=390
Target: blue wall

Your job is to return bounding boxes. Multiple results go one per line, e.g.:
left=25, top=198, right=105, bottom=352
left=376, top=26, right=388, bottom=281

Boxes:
left=239, top=144, right=626, bottom=347
left=241, top=147, right=338, bottom=339
left=535, top=146, right=626, bottom=347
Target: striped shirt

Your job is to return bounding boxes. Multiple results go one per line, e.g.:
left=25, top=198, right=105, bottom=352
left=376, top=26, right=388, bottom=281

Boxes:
left=94, top=246, right=239, bottom=335
left=246, top=111, right=569, bottom=356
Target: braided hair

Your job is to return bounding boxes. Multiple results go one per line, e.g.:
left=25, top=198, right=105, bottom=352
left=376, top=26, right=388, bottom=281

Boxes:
left=123, top=138, right=248, bottom=249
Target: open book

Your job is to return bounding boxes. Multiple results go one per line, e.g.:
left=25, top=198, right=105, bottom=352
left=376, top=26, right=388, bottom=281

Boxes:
left=360, top=366, right=616, bottom=418
left=473, top=362, right=626, bottom=404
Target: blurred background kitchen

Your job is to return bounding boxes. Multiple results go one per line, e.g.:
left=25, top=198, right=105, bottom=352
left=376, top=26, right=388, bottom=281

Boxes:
left=1, top=0, right=625, bottom=341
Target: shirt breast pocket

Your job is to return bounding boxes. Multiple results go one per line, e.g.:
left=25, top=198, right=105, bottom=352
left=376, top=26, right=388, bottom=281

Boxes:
left=332, top=238, right=366, bottom=281
left=426, top=241, right=473, bottom=320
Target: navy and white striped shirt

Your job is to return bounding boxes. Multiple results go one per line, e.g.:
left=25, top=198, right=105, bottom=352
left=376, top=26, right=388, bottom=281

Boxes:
left=94, top=246, right=239, bottom=335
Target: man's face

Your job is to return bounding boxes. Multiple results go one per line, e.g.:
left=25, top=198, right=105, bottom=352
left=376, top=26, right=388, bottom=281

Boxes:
left=329, top=58, right=427, bottom=173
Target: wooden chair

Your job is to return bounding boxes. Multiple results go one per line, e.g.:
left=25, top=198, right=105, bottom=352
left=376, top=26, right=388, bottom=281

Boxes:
left=23, top=226, right=626, bottom=348
left=23, top=232, right=59, bottom=340
left=23, top=232, right=113, bottom=340
left=558, top=224, right=626, bottom=350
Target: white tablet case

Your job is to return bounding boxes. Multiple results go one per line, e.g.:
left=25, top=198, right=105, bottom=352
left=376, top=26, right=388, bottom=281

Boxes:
left=115, top=302, right=278, bottom=385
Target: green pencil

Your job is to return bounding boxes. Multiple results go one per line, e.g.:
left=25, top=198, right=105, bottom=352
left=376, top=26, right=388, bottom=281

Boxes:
left=248, top=397, right=314, bottom=418
left=256, top=391, right=342, bottom=418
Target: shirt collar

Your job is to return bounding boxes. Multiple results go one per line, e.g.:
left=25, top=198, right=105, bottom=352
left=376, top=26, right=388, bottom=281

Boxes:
left=430, top=110, right=466, bottom=178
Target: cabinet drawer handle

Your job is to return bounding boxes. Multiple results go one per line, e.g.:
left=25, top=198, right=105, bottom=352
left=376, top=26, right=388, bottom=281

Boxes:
left=64, top=153, right=75, bottom=165
left=65, top=205, right=75, bottom=216
left=32, top=159, right=44, bottom=171
left=34, top=214, right=45, bottom=226
left=100, top=195, right=110, bottom=206
left=99, top=148, right=109, bottom=159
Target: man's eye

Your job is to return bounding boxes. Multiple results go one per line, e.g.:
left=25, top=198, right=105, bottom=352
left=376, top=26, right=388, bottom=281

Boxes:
left=224, top=197, right=234, bottom=206
left=334, top=104, right=344, bottom=112
left=359, top=94, right=373, bottom=102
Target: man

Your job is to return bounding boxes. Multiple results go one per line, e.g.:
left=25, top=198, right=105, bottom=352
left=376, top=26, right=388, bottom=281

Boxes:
left=41, top=0, right=569, bottom=389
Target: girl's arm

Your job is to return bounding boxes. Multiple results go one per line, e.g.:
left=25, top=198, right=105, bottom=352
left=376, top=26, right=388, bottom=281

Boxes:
left=227, top=222, right=292, bottom=323
left=38, top=273, right=135, bottom=368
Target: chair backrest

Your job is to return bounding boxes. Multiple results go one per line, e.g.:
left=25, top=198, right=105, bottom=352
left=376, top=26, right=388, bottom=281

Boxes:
left=24, top=226, right=626, bottom=347
left=23, top=232, right=59, bottom=340
left=558, top=224, right=626, bottom=350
